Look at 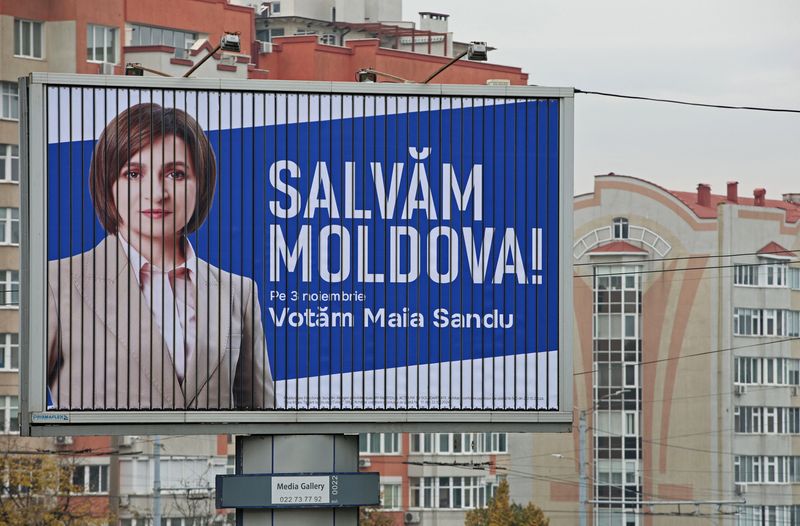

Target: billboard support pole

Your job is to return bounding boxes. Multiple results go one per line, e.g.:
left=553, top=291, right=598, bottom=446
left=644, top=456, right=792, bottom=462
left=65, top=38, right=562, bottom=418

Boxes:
left=236, top=434, right=359, bottom=525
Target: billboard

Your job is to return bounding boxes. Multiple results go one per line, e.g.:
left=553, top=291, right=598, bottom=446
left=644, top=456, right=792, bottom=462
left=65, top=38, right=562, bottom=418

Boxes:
left=21, top=74, right=573, bottom=434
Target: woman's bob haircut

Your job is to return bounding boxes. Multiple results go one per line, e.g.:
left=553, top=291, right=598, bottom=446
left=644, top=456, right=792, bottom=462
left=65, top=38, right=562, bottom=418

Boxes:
left=89, top=102, right=217, bottom=235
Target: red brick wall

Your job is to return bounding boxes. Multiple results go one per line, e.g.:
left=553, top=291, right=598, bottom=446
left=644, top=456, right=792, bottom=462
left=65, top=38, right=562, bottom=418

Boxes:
left=259, top=37, right=529, bottom=85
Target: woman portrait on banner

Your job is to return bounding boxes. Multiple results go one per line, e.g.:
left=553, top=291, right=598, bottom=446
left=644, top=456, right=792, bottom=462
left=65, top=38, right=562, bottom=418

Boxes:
left=47, top=102, right=274, bottom=410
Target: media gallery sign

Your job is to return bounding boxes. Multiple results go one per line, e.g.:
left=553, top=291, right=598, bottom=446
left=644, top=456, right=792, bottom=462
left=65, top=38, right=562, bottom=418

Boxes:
left=20, top=74, right=574, bottom=434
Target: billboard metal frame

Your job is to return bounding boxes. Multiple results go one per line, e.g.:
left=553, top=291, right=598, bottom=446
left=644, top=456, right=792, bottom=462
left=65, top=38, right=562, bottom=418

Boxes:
left=20, top=73, right=574, bottom=436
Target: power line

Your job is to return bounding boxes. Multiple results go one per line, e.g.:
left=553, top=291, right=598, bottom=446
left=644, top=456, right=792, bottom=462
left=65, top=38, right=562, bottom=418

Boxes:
left=574, top=336, right=800, bottom=376
left=574, top=89, right=800, bottom=114
left=573, top=246, right=800, bottom=267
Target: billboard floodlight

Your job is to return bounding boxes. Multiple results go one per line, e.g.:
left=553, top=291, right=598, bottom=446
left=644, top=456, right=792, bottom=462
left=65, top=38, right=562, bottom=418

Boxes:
left=183, top=31, right=241, bottom=78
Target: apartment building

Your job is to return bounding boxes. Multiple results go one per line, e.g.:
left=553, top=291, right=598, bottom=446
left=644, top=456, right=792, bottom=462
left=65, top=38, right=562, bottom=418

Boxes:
left=359, top=432, right=510, bottom=526
left=513, top=175, right=800, bottom=526
left=1, top=1, right=530, bottom=524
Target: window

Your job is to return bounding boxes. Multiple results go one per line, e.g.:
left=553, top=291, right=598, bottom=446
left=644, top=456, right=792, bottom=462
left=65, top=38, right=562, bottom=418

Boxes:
left=0, top=208, right=20, bottom=245
left=410, top=433, right=434, bottom=454
left=0, top=334, right=19, bottom=371
left=734, top=264, right=759, bottom=286
left=734, top=308, right=800, bottom=337
left=14, top=19, right=43, bottom=59
left=624, top=411, right=638, bottom=436
left=0, top=271, right=19, bottom=308
left=409, top=476, right=487, bottom=509
left=0, top=145, right=19, bottom=182
left=624, top=364, right=637, bottom=387
left=786, top=310, right=800, bottom=337
left=72, top=464, right=109, bottom=493
left=410, top=433, right=507, bottom=454
left=593, top=263, right=642, bottom=520
left=0, top=396, right=18, bottom=434
left=490, top=432, right=507, bottom=453
left=735, top=406, right=800, bottom=434
left=260, top=28, right=285, bottom=42
left=87, top=24, right=118, bottom=63
left=790, top=267, right=800, bottom=290
left=761, top=260, right=787, bottom=287
left=1, top=83, right=19, bottom=121
left=596, top=459, right=624, bottom=485
left=359, top=433, right=399, bottom=454
left=272, top=1, right=281, bottom=13
left=380, top=483, right=401, bottom=509
left=736, top=506, right=800, bottom=526
left=735, top=357, right=800, bottom=386
left=129, top=24, right=198, bottom=51
left=734, top=456, right=800, bottom=484
left=734, top=262, right=790, bottom=288
left=612, top=217, right=629, bottom=239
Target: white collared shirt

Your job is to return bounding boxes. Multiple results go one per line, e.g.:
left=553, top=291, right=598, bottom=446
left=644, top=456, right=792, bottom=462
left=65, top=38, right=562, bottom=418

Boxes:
left=119, top=236, right=198, bottom=383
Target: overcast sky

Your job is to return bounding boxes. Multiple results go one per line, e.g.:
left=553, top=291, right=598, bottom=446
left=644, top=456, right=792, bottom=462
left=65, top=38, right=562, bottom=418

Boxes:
left=403, top=0, right=800, bottom=197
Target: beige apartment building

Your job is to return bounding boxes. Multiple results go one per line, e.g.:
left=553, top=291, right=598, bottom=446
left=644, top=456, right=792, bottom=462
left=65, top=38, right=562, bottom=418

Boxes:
left=509, top=174, right=800, bottom=526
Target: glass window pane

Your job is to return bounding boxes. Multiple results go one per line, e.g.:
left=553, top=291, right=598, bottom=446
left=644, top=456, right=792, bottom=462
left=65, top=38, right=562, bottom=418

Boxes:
left=73, top=467, right=84, bottom=487
left=106, top=28, right=116, bottom=63
left=22, top=22, right=31, bottom=56
left=9, top=407, right=17, bottom=432
left=33, top=22, right=42, bottom=57
left=89, top=466, right=99, bottom=492
left=87, top=25, right=94, bottom=59
left=14, top=20, right=20, bottom=55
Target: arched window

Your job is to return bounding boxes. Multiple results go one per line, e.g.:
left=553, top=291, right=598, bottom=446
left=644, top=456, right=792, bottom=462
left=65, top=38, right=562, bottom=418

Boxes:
left=613, top=217, right=629, bottom=239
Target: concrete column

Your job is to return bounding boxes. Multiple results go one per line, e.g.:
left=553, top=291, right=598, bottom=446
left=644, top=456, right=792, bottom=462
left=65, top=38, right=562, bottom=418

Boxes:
left=238, top=434, right=359, bottom=526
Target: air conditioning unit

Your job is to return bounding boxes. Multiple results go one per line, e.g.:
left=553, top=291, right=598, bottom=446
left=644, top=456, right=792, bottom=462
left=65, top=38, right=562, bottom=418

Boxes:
left=257, top=41, right=273, bottom=53
left=358, top=458, right=371, bottom=468
left=55, top=435, right=73, bottom=446
left=99, top=62, right=115, bottom=75
left=119, top=435, right=137, bottom=447
left=404, top=511, right=421, bottom=524
left=486, top=79, right=511, bottom=86
left=734, top=483, right=747, bottom=496
left=734, top=384, right=748, bottom=396
left=119, top=495, right=131, bottom=508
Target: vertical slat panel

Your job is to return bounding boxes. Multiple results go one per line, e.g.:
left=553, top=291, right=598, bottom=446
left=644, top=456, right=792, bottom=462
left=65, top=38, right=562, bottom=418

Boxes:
left=35, top=80, right=567, bottom=422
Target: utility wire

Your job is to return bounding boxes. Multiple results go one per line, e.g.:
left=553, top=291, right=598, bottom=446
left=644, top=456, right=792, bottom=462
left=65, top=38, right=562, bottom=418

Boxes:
left=574, top=246, right=800, bottom=267
left=574, top=335, right=800, bottom=376
left=574, top=89, right=800, bottom=114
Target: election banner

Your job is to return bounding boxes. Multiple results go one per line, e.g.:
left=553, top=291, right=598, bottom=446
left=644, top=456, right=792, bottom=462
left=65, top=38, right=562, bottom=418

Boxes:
left=21, top=75, right=573, bottom=433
